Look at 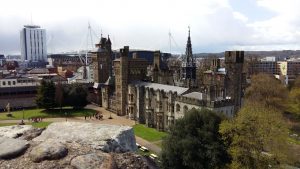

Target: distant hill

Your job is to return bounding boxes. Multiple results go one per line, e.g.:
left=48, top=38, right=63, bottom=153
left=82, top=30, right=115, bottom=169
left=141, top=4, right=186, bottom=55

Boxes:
left=193, top=50, right=300, bottom=59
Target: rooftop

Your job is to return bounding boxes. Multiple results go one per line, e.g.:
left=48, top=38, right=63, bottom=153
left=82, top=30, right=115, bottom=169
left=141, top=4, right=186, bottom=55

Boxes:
left=183, top=92, right=206, bottom=100
left=133, top=81, right=189, bottom=95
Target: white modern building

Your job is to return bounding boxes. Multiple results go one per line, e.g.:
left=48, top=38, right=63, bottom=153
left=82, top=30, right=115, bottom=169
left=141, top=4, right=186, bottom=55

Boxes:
left=20, top=25, right=47, bottom=62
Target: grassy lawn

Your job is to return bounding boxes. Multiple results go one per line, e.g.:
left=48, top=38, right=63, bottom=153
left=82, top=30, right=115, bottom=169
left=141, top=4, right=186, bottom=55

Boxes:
left=31, top=122, right=52, bottom=128
left=0, top=122, right=52, bottom=128
left=133, top=124, right=168, bottom=142
left=0, top=108, right=97, bottom=120
left=0, top=123, right=16, bottom=127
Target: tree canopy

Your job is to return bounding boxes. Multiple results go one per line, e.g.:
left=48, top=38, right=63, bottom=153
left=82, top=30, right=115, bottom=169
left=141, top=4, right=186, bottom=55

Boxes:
left=36, top=80, right=56, bottom=110
left=37, top=81, right=88, bottom=110
left=160, top=109, right=230, bottom=169
left=220, top=103, right=289, bottom=169
left=65, top=83, right=88, bottom=109
left=245, top=73, right=288, bottom=110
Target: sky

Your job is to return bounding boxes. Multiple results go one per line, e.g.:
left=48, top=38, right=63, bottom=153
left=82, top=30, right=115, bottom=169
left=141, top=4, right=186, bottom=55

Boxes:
left=1, top=0, right=300, bottom=55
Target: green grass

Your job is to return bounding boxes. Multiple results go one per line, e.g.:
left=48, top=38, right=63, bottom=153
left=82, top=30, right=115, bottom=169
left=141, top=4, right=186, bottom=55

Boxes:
left=288, top=137, right=300, bottom=145
left=133, top=124, right=168, bottom=142
left=0, top=123, right=16, bottom=127
left=0, top=122, right=52, bottom=128
left=0, top=108, right=97, bottom=120
left=136, top=148, right=156, bottom=156
left=31, top=122, right=52, bottom=128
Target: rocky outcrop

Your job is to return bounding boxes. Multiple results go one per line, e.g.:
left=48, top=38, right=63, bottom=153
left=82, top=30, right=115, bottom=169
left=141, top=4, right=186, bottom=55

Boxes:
left=70, top=153, right=112, bottom=169
left=0, top=125, right=33, bottom=138
left=33, top=122, right=137, bottom=152
left=0, top=137, right=29, bottom=159
left=0, top=122, right=158, bottom=169
left=19, top=128, right=44, bottom=141
left=112, top=152, right=159, bottom=169
left=29, top=140, right=68, bottom=162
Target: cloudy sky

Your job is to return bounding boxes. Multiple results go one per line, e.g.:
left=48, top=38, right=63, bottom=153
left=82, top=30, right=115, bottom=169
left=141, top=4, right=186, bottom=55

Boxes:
left=1, top=0, right=300, bottom=55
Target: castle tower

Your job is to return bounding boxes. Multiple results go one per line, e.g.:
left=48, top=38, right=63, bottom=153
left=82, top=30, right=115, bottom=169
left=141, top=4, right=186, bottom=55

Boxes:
left=181, top=27, right=196, bottom=88
left=91, top=35, right=113, bottom=106
left=91, top=36, right=113, bottom=84
left=115, top=46, right=129, bottom=116
left=152, top=51, right=161, bottom=83
left=225, top=51, right=244, bottom=113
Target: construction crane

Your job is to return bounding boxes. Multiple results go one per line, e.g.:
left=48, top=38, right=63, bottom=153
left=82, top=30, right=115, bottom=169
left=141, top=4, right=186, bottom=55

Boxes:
left=76, top=22, right=100, bottom=81
left=168, top=30, right=184, bottom=60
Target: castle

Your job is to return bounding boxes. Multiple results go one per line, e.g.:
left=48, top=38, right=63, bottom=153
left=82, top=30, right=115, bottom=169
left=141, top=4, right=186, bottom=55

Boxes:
left=91, top=31, right=245, bottom=131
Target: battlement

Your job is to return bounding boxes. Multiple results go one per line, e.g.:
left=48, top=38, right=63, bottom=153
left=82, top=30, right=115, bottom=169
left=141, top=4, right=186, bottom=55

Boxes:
left=120, top=46, right=129, bottom=57
left=225, top=51, right=244, bottom=64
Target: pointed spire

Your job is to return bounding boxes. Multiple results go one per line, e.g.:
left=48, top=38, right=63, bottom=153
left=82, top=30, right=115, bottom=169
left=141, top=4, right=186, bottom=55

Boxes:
left=107, top=35, right=111, bottom=44
left=185, top=26, right=193, bottom=65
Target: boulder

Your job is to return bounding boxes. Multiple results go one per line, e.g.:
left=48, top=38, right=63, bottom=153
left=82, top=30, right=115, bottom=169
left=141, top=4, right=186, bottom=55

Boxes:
left=19, top=128, right=45, bottom=141
left=0, top=137, right=29, bottom=159
left=0, top=125, right=33, bottom=138
left=33, top=122, right=137, bottom=152
left=70, top=153, right=112, bottom=169
left=29, top=140, right=68, bottom=162
left=112, top=152, right=159, bottom=169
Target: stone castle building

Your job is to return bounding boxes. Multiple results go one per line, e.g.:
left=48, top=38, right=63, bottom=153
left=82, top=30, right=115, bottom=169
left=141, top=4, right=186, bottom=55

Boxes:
left=92, top=32, right=245, bottom=131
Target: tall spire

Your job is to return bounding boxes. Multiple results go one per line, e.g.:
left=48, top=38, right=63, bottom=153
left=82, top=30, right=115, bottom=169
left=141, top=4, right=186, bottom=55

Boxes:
left=185, top=26, right=193, bottom=65
left=107, top=35, right=111, bottom=45
left=180, top=26, right=196, bottom=88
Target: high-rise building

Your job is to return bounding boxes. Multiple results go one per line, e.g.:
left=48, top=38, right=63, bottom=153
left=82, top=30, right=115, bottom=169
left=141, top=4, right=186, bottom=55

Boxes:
left=20, top=25, right=47, bottom=62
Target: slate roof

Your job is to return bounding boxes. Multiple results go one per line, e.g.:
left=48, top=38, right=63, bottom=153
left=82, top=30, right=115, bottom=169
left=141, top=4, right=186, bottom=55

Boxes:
left=133, top=81, right=189, bottom=95
left=182, top=92, right=206, bottom=100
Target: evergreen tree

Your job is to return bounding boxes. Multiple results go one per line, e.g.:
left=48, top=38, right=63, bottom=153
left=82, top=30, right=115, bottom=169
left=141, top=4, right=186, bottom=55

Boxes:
left=67, top=83, right=88, bottom=109
left=36, top=80, right=56, bottom=110
left=160, top=109, right=230, bottom=169
left=55, top=81, right=64, bottom=110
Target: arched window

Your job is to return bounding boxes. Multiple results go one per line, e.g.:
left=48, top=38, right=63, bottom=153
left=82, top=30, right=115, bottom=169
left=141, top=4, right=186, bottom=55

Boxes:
left=183, top=106, right=188, bottom=114
left=176, top=104, right=180, bottom=112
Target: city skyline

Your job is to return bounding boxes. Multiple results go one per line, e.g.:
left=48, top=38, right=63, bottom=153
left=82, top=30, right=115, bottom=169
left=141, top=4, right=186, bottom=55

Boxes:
left=1, top=0, right=300, bottom=55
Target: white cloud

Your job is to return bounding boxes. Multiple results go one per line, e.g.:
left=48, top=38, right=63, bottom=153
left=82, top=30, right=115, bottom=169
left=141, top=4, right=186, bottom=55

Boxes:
left=1, top=0, right=300, bottom=54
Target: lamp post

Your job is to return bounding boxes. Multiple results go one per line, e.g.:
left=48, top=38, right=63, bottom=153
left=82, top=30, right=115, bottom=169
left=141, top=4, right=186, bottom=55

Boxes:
left=65, top=112, right=67, bottom=122
left=22, top=107, right=24, bottom=120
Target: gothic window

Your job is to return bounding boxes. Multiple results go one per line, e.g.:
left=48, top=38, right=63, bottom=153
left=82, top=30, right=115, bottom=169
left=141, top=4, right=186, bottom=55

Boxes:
left=166, top=103, right=169, bottom=111
left=183, top=106, right=188, bottom=114
left=130, top=94, right=134, bottom=102
left=159, top=102, right=162, bottom=110
left=176, top=104, right=180, bottom=112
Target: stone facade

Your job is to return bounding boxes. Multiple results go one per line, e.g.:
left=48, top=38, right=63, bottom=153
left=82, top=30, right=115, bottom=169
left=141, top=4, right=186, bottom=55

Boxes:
left=91, top=34, right=245, bottom=131
left=113, top=46, right=148, bottom=116
left=225, top=51, right=245, bottom=113
left=91, top=36, right=112, bottom=84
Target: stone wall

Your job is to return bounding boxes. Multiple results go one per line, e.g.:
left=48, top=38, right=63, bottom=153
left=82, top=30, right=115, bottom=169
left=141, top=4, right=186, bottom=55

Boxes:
left=0, top=96, right=36, bottom=110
